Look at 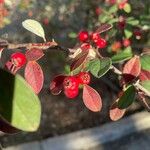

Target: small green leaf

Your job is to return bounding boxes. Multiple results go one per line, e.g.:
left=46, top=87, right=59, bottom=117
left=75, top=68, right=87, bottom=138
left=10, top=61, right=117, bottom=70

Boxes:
left=140, top=55, right=150, bottom=71
left=111, top=47, right=133, bottom=63
left=127, top=19, right=139, bottom=26
left=0, top=69, right=41, bottom=132
left=109, top=4, right=118, bottom=13
left=118, top=85, right=136, bottom=109
left=89, top=58, right=112, bottom=78
left=22, top=19, right=46, bottom=42
left=68, top=32, right=77, bottom=38
left=141, top=80, right=150, bottom=92
left=123, top=3, right=131, bottom=13
left=124, top=29, right=133, bottom=38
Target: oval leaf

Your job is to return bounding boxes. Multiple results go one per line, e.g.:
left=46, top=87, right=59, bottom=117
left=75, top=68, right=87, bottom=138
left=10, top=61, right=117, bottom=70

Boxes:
left=22, top=19, right=46, bottom=41
left=50, top=75, right=66, bottom=95
left=0, top=69, right=41, bottom=131
left=82, top=85, right=102, bottom=112
left=123, top=55, right=141, bottom=77
left=95, top=24, right=113, bottom=34
left=89, top=57, right=112, bottom=78
left=111, top=47, right=133, bottom=63
left=26, top=48, right=44, bottom=61
left=71, top=51, right=88, bottom=71
left=123, top=3, right=131, bottom=13
left=25, top=61, right=44, bottom=94
left=140, top=55, right=150, bottom=71
left=109, top=101, right=126, bottom=121
left=118, top=85, right=136, bottom=109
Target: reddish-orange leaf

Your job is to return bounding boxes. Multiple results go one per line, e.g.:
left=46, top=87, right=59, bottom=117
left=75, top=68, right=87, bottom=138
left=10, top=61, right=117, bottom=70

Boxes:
left=25, top=48, right=44, bottom=61
left=109, top=101, right=126, bottom=121
left=123, top=55, right=141, bottom=77
left=50, top=75, right=66, bottom=95
left=139, top=69, right=150, bottom=81
left=82, top=84, right=102, bottom=112
left=25, top=61, right=44, bottom=94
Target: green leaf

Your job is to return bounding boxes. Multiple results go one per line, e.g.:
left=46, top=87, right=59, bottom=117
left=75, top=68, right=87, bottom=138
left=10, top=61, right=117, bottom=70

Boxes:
left=0, top=69, right=41, bottom=132
left=111, top=47, right=133, bottom=63
left=89, top=58, right=112, bottom=78
left=109, top=4, right=118, bottom=13
left=123, top=3, right=131, bottom=13
left=140, top=55, right=150, bottom=71
left=124, top=29, right=133, bottom=38
left=68, top=32, right=77, bottom=38
left=141, top=80, right=150, bottom=92
left=127, top=19, right=139, bottom=26
left=22, top=19, right=46, bottom=42
left=118, top=85, right=136, bottom=109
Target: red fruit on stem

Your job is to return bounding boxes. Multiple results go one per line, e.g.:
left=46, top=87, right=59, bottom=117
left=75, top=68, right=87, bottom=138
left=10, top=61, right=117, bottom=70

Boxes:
left=64, top=88, right=79, bottom=99
left=81, top=43, right=91, bottom=51
left=111, top=41, right=122, bottom=52
left=11, top=52, right=26, bottom=67
left=95, top=38, right=107, bottom=49
left=78, top=31, right=89, bottom=42
left=90, top=32, right=101, bottom=42
left=78, top=72, right=91, bottom=85
left=123, top=39, right=131, bottom=47
left=63, top=76, right=79, bottom=91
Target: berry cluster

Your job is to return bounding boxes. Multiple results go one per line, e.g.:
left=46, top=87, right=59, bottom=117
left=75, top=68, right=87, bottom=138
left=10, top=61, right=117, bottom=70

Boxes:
left=78, top=31, right=107, bottom=49
left=60, top=72, right=91, bottom=99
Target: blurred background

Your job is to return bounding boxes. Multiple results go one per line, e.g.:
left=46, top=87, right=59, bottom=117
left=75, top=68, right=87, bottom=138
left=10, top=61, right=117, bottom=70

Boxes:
left=0, top=0, right=150, bottom=149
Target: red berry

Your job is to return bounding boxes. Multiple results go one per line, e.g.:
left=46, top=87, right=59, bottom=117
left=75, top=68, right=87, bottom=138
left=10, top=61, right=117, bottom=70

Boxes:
left=63, top=76, right=79, bottom=91
left=78, top=72, right=91, bottom=85
left=64, top=88, right=79, bottom=99
left=81, top=43, right=91, bottom=51
left=91, top=32, right=101, bottom=42
left=123, top=39, right=131, bottom=47
left=95, top=38, right=107, bottom=49
left=78, top=31, right=89, bottom=42
left=11, top=52, right=26, bottom=67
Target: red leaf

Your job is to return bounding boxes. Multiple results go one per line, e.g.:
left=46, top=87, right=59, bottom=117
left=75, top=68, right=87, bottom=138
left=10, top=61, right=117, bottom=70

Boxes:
left=25, top=61, right=44, bottom=94
left=139, top=69, right=150, bottom=81
left=82, top=84, right=102, bottom=112
left=109, top=101, right=126, bottom=121
left=71, top=51, right=88, bottom=71
left=123, top=55, right=141, bottom=77
left=50, top=75, right=66, bottom=95
left=25, top=48, right=44, bottom=61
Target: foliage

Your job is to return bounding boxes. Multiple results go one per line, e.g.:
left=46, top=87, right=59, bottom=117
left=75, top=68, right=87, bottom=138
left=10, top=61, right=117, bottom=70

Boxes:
left=0, top=0, right=150, bottom=133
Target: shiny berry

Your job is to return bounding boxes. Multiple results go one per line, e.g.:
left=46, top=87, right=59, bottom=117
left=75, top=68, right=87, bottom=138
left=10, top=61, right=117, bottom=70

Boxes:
left=11, top=52, right=26, bottom=67
left=64, top=88, right=79, bottom=99
left=95, top=38, right=107, bottom=49
left=78, top=72, right=91, bottom=85
left=78, top=31, right=89, bottom=42
left=123, top=39, right=131, bottom=47
left=111, top=41, right=122, bottom=52
left=63, top=76, right=79, bottom=91
left=91, top=32, right=101, bottom=42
